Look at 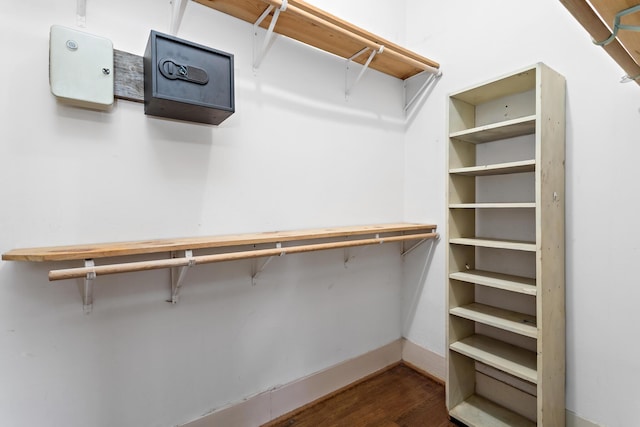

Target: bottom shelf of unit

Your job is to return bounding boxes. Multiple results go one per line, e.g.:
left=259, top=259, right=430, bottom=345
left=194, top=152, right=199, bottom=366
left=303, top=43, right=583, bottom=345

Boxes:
left=449, top=394, right=535, bottom=427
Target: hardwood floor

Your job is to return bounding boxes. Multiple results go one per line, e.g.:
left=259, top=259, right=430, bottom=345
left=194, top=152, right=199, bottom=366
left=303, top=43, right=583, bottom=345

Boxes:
left=263, top=364, right=457, bottom=427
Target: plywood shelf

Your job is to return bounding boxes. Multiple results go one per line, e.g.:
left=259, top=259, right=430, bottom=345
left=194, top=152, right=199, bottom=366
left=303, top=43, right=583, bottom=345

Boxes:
left=449, top=394, right=536, bottom=427
left=450, top=303, right=537, bottom=339
left=193, top=0, right=439, bottom=80
left=2, top=223, right=438, bottom=313
left=449, top=115, right=536, bottom=144
left=449, top=270, right=536, bottom=296
left=449, top=203, right=535, bottom=209
left=450, top=335, right=537, bottom=384
left=449, top=237, right=536, bottom=252
left=449, top=160, right=535, bottom=176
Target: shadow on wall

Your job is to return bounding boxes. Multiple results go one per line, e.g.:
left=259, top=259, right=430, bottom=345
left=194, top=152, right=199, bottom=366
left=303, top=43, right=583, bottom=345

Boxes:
left=401, top=237, right=439, bottom=336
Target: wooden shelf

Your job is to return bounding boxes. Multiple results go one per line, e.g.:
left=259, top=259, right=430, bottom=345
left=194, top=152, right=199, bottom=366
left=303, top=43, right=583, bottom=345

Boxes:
left=2, top=223, right=437, bottom=313
left=449, top=270, right=536, bottom=296
left=449, top=335, right=537, bottom=384
left=449, top=237, right=536, bottom=252
left=449, top=394, right=535, bottom=427
left=449, top=115, right=536, bottom=144
left=449, top=203, right=535, bottom=209
left=450, top=303, right=537, bottom=339
left=193, top=0, right=439, bottom=80
left=449, top=160, right=535, bottom=176
left=2, top=223, right=435, bottom=262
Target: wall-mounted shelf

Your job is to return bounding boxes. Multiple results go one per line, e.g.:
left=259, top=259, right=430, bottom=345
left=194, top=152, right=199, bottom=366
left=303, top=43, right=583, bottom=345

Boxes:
left=561, top=0, right=640, bottom=84
left=191, top=0, right=441, bottom=106
left=2, top=223, right=437, bottom=313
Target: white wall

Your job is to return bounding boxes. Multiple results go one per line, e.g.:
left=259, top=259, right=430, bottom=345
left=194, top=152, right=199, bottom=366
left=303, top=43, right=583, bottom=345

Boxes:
left=0, top=1, right=413, bottom=426
left=403, top=1, right=640, bottom=426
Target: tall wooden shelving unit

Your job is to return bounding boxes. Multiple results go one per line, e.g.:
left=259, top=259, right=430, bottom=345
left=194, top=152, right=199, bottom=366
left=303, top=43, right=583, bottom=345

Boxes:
left=446, top=63, right=565, bottom=426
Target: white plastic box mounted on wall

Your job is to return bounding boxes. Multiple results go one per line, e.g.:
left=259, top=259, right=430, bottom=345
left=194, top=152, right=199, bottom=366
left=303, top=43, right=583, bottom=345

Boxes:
left=49, top=25, right=114, bottom=110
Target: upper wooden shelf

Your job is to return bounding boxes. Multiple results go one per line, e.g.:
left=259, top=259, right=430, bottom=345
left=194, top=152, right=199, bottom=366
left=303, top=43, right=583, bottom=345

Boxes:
left=561, top=0, right=640, bottom=85
left=193, top=0, right=440, bottom=80
left=449, top=115, right=536, bottom=144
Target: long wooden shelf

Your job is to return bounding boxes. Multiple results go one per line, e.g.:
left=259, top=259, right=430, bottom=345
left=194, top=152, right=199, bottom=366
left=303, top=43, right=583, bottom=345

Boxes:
left=449, top=394, right=536, bottom=427
left=193, top=0, right=439, bottom=80
left=2, top=223, right=435, bottom=262
left=449, top=237, right=536, bottom=252
left=2, top=223, right=437, bottom=312
left=450, top=303, right=537, bottom=339
left=449, top=160, right=536, bottom=176
left=449, top=115, right=536, bottom=144
left=450, top=335, right=537, bottom=384
left=449, top=270, right=537, bottom=296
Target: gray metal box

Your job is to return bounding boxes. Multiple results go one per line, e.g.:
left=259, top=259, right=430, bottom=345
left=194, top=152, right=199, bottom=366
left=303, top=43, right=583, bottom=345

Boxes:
left=144, top=30, right=234, bottom=125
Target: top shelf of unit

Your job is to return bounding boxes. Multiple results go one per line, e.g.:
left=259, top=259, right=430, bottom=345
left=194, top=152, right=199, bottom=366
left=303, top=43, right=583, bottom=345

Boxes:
left=450, top=65, right=537, bottom=106
left=449, top=115, right=536, bottom=144
left=193, top=0, right=439, bottom=80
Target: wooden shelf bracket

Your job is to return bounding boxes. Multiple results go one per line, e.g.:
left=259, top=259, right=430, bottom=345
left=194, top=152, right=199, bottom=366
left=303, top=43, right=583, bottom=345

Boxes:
left=253, top=1, right=288, bottom=69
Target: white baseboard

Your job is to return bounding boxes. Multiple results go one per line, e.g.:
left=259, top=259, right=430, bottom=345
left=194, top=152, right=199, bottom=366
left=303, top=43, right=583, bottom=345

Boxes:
left=181, top=339, right=603, bottom=427
left=566, top=410, right=604, bottom=427
left=181, top=339, right=403, bottom=427
left=401, top=338, right=446, bottom=382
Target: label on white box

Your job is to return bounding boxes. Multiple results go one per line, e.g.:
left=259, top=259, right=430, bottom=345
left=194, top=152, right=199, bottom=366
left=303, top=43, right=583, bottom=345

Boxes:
left=49, top=25, right=114, bottom=110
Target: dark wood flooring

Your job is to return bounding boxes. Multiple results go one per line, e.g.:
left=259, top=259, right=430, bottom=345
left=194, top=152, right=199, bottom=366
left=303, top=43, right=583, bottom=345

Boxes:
left=264, top=364, right=457, bottom=427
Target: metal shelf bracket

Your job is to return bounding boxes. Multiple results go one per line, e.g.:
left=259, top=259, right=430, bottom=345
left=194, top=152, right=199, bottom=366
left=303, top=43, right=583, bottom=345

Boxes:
left=345, top=46, right=384, bottom=97
left=78, top=259, right=95, bottom=314
left=169, top=0, right=189, bottom=35
left=404, top=70, right=440, bottom=112
left=253, top=1, right=288, bottom=69
left=170, top=249, right=194, bottom=303
left=251, top=242, right=282, bottom=285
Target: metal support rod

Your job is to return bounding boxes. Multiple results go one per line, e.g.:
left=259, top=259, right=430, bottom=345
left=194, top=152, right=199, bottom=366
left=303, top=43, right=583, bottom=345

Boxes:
left=253, top=1, right=288, bottom=69
left=80, top=259, right=95, bottom=314
left=345, top=46, right=382, bottom=97
left=251, top=255, right=274, bottom=285
left=170, top=0, right=189, bottom=35
left=170, top=250, right=194, bottom=303
left=404, top=71, right=438, bottom=112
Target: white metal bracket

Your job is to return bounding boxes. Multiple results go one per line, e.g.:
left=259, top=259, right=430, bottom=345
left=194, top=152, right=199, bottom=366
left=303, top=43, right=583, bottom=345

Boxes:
left=401, top=232, right=439, bottom=256
left=170, top=249, right=194, bottom=303
left=77, top=259, right=95, bottom=314
left=253, top=1, right=288, bottom=70
left=251, top=242, right=283, bottom=285
left=345, top=46, right=384, bottom=97
left=169, top=0, right=189, bottom=35
left=404, top=70, right=440, bottom=112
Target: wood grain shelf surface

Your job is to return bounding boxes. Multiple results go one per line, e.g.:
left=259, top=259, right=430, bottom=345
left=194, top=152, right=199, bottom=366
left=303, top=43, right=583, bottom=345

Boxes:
left=449, top=160, right=536, bottom=176
left=448, top=237, right=536, bottom=252
left=450, top=303, right=538, bottom=338
left=449, top=270, right=537, bottom=296
left=449, top=115, right=536, bottom=144
left=193, top=0, right=439, bottom=80
left=449, top=394, right=535, bottom=427
left=449, top=335, right=537, bottom=384
left=2, top=223, right=437, bottom=262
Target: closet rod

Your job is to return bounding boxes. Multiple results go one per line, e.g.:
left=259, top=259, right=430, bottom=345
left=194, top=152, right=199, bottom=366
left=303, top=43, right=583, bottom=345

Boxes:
left=48, top=232, right=438, bottom=281
left=261, top=0, right=441, bottom=75
left=560, top=0, right=640, bottom=84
